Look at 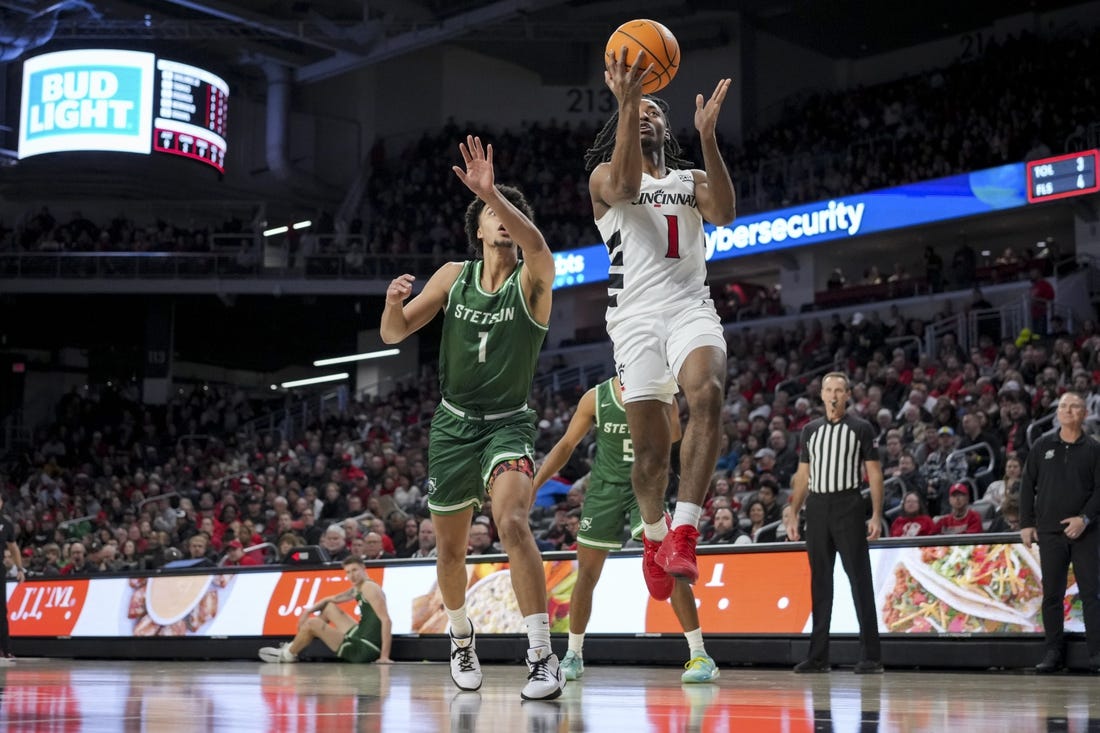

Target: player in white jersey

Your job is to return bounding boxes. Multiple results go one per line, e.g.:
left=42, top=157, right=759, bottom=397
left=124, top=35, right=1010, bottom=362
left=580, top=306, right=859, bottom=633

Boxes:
left=593, top=163, right=711, bottom=326
left=584, top=48, right=736, bottom=599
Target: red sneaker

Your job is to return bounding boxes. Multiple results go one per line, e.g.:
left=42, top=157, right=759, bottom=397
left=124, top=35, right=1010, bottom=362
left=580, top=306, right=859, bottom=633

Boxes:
left=642, top=535, right=675, bottom=601
left=656, top=525, right=700, bottom=583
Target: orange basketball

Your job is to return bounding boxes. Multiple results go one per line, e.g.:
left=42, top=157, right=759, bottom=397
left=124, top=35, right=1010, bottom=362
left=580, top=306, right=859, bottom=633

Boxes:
left=605, top=19, right=680, bottom=94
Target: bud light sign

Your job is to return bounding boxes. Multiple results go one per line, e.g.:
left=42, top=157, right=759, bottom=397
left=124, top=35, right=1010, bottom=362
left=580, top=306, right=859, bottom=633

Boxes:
left=19, top=49, right=155, bottom=158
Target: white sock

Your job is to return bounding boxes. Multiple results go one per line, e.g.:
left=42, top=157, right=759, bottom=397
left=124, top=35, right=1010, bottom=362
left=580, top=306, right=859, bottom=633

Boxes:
left=525, top=613, right=551, bottom=652
left=672, top=502, right=703, bottom=530
left=447, top=605, right=472, bottom=638
left=684, top=627, right=706, bottom=658
left=643, top=517, right=669, bottom=542
left=568, top=632, right=585, bottom=656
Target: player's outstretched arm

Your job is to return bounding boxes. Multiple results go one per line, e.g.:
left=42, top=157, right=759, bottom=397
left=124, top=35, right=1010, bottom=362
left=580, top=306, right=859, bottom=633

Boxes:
left=380, top=263, right=461, bottom=344
left=452, top=134, right=554, bottom=321
left=532, top=388, right=598, bottom=496
left=590, top=46, right=653, bottom=211
left=693, top=78, right=736, bottom=226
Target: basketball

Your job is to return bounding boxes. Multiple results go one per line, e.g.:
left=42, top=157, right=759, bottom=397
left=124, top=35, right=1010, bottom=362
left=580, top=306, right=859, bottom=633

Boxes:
left=605, top=19, right=680, bottom=94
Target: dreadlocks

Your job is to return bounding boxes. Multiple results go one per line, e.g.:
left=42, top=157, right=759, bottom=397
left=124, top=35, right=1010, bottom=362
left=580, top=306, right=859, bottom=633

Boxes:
left=583, top=94, right=693, bottom=172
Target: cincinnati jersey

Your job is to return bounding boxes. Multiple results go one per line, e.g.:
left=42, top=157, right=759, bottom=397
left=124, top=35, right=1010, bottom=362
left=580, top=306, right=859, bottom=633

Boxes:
left=590, top=378, right=632, bottom=484
left=595, top=168, right=710, bottom=326
left=438, top=260, right=547, bottom=412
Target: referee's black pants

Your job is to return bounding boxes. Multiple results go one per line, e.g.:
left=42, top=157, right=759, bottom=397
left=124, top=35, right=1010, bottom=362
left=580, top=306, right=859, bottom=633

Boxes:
left=804, top=490, right=880, bottom=664
left=1037, top=527, right=1100, bottom=657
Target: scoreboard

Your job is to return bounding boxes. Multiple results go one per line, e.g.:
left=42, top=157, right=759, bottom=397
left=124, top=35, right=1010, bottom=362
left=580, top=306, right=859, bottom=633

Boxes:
left=19, top=49, right=229, bottom=173
left=153, top=59, right=229, bottom=173
left=1026, top=149, right=1099, bottom=203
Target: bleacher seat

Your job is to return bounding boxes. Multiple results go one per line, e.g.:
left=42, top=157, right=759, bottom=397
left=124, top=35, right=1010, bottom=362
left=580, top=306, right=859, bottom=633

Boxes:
left=970, top=500, right=998, bottom=531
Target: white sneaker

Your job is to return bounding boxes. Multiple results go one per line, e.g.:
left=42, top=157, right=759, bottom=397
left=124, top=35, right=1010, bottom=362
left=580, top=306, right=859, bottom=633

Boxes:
left=521, top=647, right=565, bottom=701
left=258, top=643, right=297, bottom=663
left=449, top=626, right=483, bottom=691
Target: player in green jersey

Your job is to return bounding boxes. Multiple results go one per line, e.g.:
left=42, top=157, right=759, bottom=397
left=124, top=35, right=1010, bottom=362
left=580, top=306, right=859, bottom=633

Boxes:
left=259, top=555, right=392, bottom=664
left=532, top=376, right=719, bottom=683
left=380, top=135, right=564, bottom=700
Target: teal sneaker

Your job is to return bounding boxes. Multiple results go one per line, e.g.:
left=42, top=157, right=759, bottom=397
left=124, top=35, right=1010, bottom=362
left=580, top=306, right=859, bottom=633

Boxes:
left=560, top=650, right=584, bottom=681
left=681, top=654, right=719, bottom=683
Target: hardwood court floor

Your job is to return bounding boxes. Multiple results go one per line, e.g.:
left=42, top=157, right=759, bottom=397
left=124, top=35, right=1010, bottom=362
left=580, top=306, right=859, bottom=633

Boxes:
left=1, top=658, right=1097, bottom=732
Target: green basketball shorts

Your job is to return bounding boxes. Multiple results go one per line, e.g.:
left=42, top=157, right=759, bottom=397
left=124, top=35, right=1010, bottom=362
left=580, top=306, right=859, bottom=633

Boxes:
left=337, top=623, right=381, bottom=663
left=427, top=403, right=536, bottom=514
left=576, top=477, right=643, bottom=551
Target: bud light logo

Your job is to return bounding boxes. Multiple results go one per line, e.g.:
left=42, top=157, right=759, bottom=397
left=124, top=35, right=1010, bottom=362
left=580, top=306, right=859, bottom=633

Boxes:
left=19, top=49, right=155, bottom=158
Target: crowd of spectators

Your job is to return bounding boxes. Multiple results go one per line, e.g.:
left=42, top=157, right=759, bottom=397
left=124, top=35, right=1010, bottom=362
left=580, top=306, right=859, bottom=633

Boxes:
left=5, top=282, right=1100, bottom=579
left=0, top=206, right=254, bottom=256
left=2, top=27, right=1095, bottom=262
left=733, top=29, right=1098, bottom=211
left=0, top=361, right=579, bottom=576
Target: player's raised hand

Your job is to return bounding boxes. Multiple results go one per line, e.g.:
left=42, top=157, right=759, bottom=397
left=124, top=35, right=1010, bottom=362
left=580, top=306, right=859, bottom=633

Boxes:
left=452, top=135, right=495, bottom=199
left=695, top=78, right=731, bottom=136
left=386, top=274, right=415, bottom=306
left=604, top=45, right=653, bottom=103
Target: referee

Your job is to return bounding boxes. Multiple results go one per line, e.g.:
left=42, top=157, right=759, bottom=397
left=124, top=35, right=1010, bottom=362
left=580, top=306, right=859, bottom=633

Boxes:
left=786, top=372, right=884, bottom=674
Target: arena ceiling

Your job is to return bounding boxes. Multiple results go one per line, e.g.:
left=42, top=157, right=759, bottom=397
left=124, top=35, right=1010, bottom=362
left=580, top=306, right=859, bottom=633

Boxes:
left=0, top=0, right=1086, bottom=87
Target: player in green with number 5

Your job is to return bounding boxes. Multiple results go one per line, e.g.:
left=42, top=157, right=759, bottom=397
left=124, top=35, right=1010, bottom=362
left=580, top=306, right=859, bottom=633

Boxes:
left=532, top=375, right=719, bottom=684
left=381, top=135, right=565, bottom=701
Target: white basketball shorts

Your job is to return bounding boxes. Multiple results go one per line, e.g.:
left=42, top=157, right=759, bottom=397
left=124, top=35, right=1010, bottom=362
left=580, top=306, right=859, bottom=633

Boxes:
left=608, top=299, right=726, bottom=404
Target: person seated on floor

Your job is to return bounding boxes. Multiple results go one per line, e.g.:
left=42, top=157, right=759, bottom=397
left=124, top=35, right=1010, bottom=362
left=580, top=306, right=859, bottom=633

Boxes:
left=259, top=555, right=392, bottom=664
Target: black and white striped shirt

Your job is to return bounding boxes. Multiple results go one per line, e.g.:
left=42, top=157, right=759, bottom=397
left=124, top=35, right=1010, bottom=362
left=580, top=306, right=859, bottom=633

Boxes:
left=799, top=414, right=878, bottom=493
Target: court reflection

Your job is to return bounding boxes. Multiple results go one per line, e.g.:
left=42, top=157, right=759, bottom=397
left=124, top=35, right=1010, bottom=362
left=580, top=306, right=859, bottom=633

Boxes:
left=0, top=662, right=1098, bottom=733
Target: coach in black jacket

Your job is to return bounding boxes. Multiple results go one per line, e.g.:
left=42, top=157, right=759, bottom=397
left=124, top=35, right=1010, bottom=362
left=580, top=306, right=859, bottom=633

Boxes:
left=1020, top=391, right=1100, bottom=673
